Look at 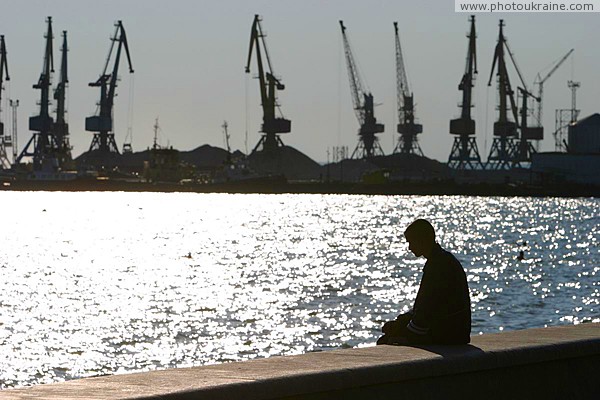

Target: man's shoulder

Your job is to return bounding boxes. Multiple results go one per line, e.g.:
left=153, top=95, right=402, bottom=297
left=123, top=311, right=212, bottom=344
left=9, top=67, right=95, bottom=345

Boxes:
left=432, top=245, right=464, bottom=270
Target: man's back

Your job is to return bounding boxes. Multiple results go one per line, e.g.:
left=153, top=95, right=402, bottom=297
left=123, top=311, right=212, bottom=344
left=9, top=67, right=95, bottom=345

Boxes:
left=412, top=244, right=471, bottom=344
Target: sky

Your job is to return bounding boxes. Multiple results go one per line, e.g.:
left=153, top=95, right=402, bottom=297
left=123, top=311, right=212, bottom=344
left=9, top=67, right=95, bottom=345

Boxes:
left=0, top=0, right=598, bottom=163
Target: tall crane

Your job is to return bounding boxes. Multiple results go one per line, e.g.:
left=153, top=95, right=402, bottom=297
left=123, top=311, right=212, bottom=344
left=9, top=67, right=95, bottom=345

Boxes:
left=393, top=22, right=422, bottom=156
left=86, top=20, right=134, bottom=156
left=17, top=17, right=59, bottom=172
left=53, top=30, right=72, bottom=167
left=486, top=20, right=520, bottom=170
left=339, top=20, right=384, bottom=159
left=245, top=14, right=290, bottom=155
left=0, top=34, right=11, bottom=169
left=533, top=48, right=574, bottom=126
left=502, top=28, right=542, bottom=164
left=448, top=15, right=484, bottom=170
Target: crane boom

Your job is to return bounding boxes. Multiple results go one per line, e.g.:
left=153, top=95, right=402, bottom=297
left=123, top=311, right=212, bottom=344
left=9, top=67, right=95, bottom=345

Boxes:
left=0, top=35, right=9, bottom=137
left=503, top=40, right=530, bottom=94
left=339, top=20, right=365, bottom=125
left=0, top=35, right=9, bottom=108
left=54, top=31, right=68, bottom=127
left=394, top=22, right=409, bottom=100
left=534, top=48, right=573, bottom=126
left=539, top=49, right=574, bottom=85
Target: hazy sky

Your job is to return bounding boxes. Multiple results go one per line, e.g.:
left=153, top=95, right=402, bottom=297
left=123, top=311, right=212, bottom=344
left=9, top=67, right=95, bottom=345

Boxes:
left=1, top=0, right=598, bottom=163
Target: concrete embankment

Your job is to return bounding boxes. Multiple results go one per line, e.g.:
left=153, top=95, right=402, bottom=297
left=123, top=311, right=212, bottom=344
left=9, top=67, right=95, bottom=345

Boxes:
left=1, top=324, right=599, bottom=399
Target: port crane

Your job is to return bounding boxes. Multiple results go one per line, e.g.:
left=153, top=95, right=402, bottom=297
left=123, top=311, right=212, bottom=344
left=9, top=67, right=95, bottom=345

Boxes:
left=486, top=20, right=520, bottom=170
left=53, top=31, right=72, bottom=167
left=86, top=20, right=134, bottom=156
left=393, top=22, right=422, bottom=156
left=448, top=16, right=484, bottom=170
left=339, top=20, right=384, bottom=159
left=501, top=27, right=542, bottom=164
left=245, top=14, right=290, bottom=155
left=17, top=17, right=61, bottom=172
left=0, top=34, right=11, bottom=169
left=533, top=48, right=574, bottom=126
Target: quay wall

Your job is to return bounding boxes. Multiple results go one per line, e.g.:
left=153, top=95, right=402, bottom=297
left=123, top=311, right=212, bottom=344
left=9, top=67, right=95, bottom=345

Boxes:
left=1, top=324, right=599, bottom=399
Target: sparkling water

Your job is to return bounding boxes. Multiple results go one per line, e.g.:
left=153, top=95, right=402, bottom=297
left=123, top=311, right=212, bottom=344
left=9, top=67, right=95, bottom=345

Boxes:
left=0, top=192, right=598, bottom=388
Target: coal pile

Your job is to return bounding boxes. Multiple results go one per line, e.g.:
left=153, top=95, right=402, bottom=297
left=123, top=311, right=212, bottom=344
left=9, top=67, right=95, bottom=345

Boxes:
left=180, top=145, right=230, bottom=170
left=248, top=146, right=322, bottom=181
left=322, top=153, right=451, bottom=183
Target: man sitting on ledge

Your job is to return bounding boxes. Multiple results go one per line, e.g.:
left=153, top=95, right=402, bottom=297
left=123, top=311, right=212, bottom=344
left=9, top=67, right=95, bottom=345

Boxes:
left=377, top=219, right=471, bottom=345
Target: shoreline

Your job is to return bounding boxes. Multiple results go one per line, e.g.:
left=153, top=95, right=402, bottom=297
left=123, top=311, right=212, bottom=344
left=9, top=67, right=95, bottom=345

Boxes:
left=1, top=179, right=598, bottom=197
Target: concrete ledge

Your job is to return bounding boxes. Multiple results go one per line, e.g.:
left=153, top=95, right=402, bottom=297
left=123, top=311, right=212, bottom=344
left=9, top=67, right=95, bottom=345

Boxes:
left=1, top=323, right=599, bottom=399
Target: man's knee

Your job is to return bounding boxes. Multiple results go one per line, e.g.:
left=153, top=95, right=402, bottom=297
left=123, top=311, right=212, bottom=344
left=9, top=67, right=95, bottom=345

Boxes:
left=382, top=320, right=404, bottom=335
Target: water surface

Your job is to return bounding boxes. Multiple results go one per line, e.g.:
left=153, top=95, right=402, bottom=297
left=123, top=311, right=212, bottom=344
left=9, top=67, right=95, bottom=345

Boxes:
left=0, top=192, right=598, bottom=388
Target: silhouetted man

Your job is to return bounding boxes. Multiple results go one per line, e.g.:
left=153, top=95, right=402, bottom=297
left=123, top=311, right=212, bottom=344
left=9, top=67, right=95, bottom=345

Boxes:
left=377, top=219, right=471, bottom=345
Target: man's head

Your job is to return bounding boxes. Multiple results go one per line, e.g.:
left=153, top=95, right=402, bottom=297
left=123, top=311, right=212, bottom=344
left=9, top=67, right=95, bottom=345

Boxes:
left=404, top=219, right=436, bottom=258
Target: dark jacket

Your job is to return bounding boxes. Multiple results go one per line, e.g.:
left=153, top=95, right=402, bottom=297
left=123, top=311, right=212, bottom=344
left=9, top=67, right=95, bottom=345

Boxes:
left=406, top=243, right=471, bottom=344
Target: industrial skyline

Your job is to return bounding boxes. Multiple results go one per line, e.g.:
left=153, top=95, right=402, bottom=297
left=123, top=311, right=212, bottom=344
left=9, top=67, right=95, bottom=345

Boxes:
left=0, top=0, right=597, bottom=164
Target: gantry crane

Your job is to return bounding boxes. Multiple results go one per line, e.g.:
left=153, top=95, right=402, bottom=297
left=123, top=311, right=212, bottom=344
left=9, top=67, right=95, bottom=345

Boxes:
left=53, top=30, right=72, bottom=167
left=16, top=17, right=60, bottom=172
left=0, top=34, right=11, bottom=169
left=246, top=14, right=290, bottom=155
left=339, top=20, right=384, bottom=159
left=534, top=48, right=573, bottom=126
left=486, top=20, right=520, bottom=170
left=86, top=20, right=134, bottom=156
left=393, top=22, right=422, bottom=156
left=448, top=16, right=484, bottom=170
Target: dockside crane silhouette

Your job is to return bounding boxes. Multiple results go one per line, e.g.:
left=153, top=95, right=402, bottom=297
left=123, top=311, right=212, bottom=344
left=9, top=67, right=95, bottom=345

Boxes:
left=498, top=21, right=542, bottom=165
left=0, top=34, right=11, bottom=169
left=53, top=30, right=72, bottom=167
left=339, top=20, right=384, bottom=160
left=393, top=22, right=423, bottom=156
left=86, top=20, right=134, bottom=157
left=448, top=15, right=484, bottom=170
left=16, top=17, right=62, bottom=172
left=245, top=14, right=290, bottom=155
left=486, top=19, right=520, bottom=170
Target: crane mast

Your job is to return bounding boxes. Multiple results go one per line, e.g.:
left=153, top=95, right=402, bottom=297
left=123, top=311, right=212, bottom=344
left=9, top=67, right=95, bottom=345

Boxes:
left=486, top=19, right=519, bottom=170
left=53, top=30, right=72, bottom=167
left=339, top=21, right=384, bottom=160
left=393, top=22, right=423, bottom=156
left=0, top=34, right=11, bottom=169
left=86, top=20, right=134, bottom=156
left=245, top=14, right=290, bottom=155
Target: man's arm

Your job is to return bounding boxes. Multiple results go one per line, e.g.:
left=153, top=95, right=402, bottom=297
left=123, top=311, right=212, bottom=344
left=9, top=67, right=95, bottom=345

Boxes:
left=406, top=263, right=449, bottom=341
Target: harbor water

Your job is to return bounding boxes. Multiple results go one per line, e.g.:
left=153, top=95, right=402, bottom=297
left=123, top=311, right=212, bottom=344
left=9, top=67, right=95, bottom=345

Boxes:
left=0, top=192, right=598, bottom=388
